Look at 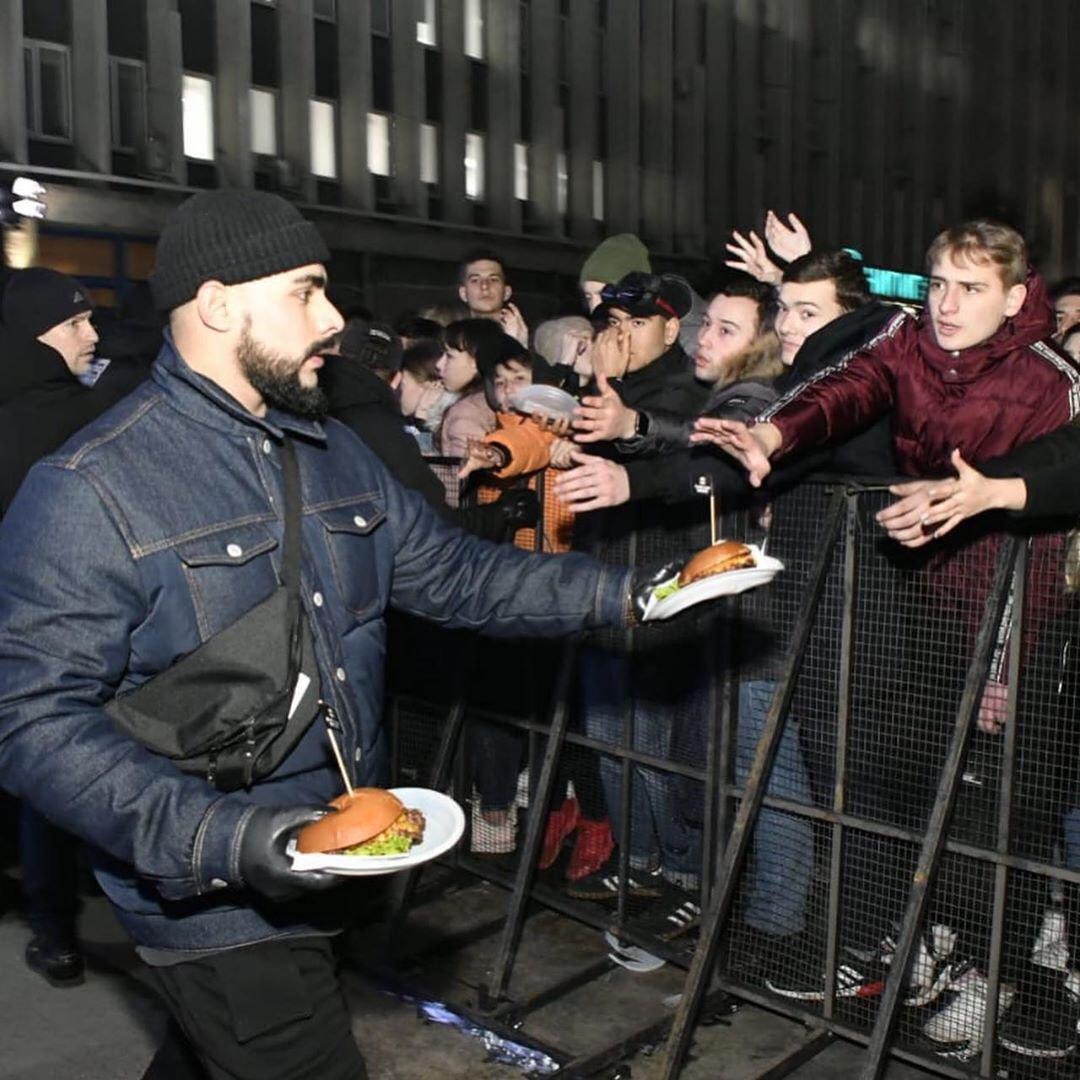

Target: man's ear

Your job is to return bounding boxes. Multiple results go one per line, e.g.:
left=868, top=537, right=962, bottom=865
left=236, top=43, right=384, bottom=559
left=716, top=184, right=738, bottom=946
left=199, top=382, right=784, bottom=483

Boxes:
left=458, top=284, right=468, bottom=305
left=194, top=280, right=233, bottom=333
left=1004, top=282, right=1027, bottom=319
left=663, top=317, right=680, bottom=347
left=503, top=284, right=513, bottom=304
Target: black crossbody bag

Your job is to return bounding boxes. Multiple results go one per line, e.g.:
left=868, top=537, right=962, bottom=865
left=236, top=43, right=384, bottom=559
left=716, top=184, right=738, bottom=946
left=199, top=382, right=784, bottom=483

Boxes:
left=105, top=438, right=321, bottom=791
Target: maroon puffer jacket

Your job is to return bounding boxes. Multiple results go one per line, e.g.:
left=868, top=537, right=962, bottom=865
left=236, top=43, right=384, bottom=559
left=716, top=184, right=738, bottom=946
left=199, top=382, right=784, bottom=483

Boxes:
left=764, top=272, right=1080, bottom=475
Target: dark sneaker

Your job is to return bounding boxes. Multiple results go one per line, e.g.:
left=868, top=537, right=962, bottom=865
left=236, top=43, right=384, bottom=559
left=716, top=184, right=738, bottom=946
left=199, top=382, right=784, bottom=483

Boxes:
left=564, top=853, right=663, bottom=902
left=997, top=974, right=1079, bottom=1060
left=25, top=934, right=84, bottom=987
left=765, top=946, right=887, bottom=1002
left=620, top=885, right=701, bottom=942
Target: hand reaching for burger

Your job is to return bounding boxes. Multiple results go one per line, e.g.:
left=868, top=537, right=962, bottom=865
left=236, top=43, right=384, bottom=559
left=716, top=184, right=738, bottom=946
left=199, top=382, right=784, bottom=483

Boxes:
left=553, top=451, right=631, bottom=510
left=690, top=419, right=780, bottom=488
left=237, top=805, right=340, bottom=902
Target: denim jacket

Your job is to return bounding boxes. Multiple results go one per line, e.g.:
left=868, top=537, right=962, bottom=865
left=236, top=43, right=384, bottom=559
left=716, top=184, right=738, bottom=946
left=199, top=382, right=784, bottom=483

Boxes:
left=0, top=335, right=630, bottom=952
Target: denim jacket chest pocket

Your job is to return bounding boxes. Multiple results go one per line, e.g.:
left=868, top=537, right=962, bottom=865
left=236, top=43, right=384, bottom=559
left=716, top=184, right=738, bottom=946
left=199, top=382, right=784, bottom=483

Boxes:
left=315, top=501, right=387, bottom=619
left=173, top=521, right=280, bottom=641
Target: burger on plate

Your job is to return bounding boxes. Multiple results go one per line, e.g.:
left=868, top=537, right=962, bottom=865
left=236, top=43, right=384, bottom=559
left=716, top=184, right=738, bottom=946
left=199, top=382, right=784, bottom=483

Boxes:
left=653, top=540, right=756, bottom=601
left=296, top=788, right=426, bottom=856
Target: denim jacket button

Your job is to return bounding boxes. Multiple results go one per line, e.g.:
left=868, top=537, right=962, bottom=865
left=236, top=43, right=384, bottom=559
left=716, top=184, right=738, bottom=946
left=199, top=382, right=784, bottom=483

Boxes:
left=312, top=591, right=324, bottom=607
left=226, top=543, right=243, bottom=558
left=262, top=439, right=272, bottom=455
left=210, top=878, right=227, bottom=889
left=335, top=667, right=346, bottom=682
left=354, top=746, right=363, bottom=762
left=353, top=515, right=367, bottom=528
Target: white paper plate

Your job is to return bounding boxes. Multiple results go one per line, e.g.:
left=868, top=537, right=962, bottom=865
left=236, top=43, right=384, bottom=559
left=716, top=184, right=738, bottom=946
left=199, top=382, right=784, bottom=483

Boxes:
left=509, top=384, right=579, bottom=420
left=642, top=545, right=784, bottom=622
left=288, top=787, right=465, bottom=877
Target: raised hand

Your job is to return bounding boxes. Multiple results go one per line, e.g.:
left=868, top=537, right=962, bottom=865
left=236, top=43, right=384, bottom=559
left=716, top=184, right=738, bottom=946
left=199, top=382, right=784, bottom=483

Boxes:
left=499, top=301, right=529, bottom=346
left=689, top=418, right=779, bottom=487
left=591, top=326, right=632, bottom=380
left=572, top=369, right=637, bottom=443
left=552, top=450, right=631, bottom=511
left=457, top=438, right=507, bottom=480
left=724, top=229, right=782, bottom=285
left=764, top=210, right=812, bottom=263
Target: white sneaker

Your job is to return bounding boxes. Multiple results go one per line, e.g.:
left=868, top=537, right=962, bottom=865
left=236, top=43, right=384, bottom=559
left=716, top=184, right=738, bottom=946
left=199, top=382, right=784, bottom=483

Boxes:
left=470, top=799, right=517, bottom=854
left=875, top=924, right=958, bottom=1006
left=1033, top=908, right=1071, bottom=973
left=923, top=967, right=1015, bottom=1055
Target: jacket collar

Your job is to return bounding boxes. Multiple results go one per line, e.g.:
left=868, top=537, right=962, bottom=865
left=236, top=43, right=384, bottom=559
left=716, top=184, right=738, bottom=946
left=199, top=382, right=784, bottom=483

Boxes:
left=151, top=330, right=327, bottom=443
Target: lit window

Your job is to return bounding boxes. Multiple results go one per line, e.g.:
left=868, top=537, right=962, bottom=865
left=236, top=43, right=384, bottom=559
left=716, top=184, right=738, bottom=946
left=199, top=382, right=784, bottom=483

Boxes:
left=465, top=132, right=485, bottom=200
left=464, top=0, right=484, bottom=59
left=367, top=112, right=391, bottom=177
left=420, top=123, right=439, bottom=185
left=309, top=99, right=337, bottom=179
left=514, top=143, right=528, bottom=201
left=181, top=74, right=214, bottom=161
left=592, top=160, right=604, bottom=221
left=249, top=88, right=277, bottom=156
left=417, top=0, right=438, bottom=46
left=556, top=151, right=568, bottom=216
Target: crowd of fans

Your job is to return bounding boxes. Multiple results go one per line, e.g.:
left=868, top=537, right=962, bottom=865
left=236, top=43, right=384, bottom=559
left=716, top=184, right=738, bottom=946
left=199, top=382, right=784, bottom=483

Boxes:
left=6, top=206, right=1080, bottom=1069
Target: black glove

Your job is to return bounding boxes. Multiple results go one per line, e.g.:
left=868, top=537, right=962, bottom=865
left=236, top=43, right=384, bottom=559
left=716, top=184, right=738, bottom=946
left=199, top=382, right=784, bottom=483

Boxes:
left=628, top=558, right=686, bottom=623
left=497, top=488, right=540, bottom=530
left=238, top=805, right=340, bottom=903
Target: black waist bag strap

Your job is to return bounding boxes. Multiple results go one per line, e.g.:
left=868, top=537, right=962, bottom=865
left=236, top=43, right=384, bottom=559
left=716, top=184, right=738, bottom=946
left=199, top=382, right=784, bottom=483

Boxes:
left=105, top=437, right=322, bottom=791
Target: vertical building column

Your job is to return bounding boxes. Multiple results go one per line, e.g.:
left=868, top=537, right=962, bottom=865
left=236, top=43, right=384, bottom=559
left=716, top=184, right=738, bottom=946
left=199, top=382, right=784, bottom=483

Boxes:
left=703, top=0, right=733, bottom=258
left=337, top=0, right=373, bottom=210
left=605, top=0, right=641, bottom=234
left=566, top=0, right=597, bottom=241
left=0, top=0, right=26, bottom=163
left=391, top=0, right=423, bottom=217
left=673, top=0, right=705, bottom=255
left=214, top=0, right=253, bottom=187
left=486, top=0, right=520, bottom=231
left=439, top=0, right=468, bottom=224
left=527, top=0, right=559, bottom=236
left=146, top=0, right=184, bottom=183
left=640, top=0, right=674, bottom=252
left=278, top=0, right=315, bottom=200
left=70, top=0, right=110, bottom=173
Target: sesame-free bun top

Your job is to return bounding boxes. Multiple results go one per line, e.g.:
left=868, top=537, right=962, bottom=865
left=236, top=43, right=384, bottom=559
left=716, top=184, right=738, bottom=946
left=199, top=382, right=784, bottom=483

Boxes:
left=296, top=788, right=404, bottom=854
left=677, top=540, right=755, bottom=587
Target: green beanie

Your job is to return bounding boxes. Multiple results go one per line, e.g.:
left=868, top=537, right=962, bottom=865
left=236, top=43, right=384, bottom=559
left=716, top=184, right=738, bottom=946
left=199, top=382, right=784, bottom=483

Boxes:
left=579, top=233, right=652, bottom=285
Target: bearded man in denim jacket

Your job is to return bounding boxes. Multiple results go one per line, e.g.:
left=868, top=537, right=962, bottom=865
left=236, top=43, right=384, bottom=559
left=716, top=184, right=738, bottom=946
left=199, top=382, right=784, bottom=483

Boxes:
left=0, top=191, right=658, bottom=1080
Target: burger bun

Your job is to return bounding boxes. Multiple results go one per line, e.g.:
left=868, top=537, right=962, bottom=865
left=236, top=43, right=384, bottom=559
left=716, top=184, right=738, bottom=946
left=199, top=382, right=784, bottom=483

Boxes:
left=296, top=788, right=405, bottom=854
left=677, top=540, right=755, bottom=587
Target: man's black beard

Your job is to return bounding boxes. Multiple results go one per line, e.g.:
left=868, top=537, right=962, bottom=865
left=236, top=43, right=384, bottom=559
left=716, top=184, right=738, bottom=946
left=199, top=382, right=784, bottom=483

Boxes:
left=238, top=325, right=332, bottom=420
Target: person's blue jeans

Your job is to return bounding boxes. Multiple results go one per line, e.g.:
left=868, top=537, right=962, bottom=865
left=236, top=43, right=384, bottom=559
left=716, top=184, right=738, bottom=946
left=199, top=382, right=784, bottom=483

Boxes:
left=736, top=680, right=814, bottom=938
left=578, top=646, right=703, bottom=884
left=19, top=803, right=80, bottom=942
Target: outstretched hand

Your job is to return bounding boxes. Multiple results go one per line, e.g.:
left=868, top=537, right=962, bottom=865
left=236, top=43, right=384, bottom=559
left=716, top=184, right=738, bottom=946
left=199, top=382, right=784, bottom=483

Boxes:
left=764, top=210, right=812, bottom=263
left=458, top=438, right=506, bottom=480
left=553, top=450, right=631, bottom=511
left=724, top=229, right=782, bottom=285
left=689, top=418, right=778, bottom=488
left=499, top=301, right=529, bottom=346
left=876, top=449, right=1028, bottom=548
left=573, top=370, right=637, bottom=443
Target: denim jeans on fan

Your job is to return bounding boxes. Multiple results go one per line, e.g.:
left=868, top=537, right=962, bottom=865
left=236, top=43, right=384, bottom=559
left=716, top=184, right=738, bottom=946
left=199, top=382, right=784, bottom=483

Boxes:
left=736, top=680, right=813, bottom=938
left=578, top=646, right=704, bottom=886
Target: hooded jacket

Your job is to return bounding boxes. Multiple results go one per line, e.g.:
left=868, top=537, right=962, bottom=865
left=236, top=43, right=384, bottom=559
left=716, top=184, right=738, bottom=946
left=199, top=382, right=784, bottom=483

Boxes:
left=0, top=327, right=147, bottom=514
left=763, top=274, right=1080, bottom=474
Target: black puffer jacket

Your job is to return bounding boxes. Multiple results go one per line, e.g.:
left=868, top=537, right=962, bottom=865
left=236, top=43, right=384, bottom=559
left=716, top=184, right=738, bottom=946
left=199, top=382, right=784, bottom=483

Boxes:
left=0, top=328, right=147, bottom=514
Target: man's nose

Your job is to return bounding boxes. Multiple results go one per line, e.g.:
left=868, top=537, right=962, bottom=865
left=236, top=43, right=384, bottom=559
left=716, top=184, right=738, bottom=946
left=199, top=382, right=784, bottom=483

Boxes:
left=939, top=285, right=960, bottom=313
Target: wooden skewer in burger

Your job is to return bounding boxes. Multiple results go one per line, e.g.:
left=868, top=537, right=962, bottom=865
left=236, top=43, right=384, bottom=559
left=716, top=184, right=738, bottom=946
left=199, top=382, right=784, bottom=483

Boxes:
left=296, top=709, right=425, bottom=856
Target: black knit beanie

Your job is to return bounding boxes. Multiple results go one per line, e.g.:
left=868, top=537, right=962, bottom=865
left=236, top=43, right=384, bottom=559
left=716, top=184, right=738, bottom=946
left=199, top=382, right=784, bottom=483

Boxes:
left=149, top=189, right=331, bottom=312
left=1, top=268, right=92, bottom=339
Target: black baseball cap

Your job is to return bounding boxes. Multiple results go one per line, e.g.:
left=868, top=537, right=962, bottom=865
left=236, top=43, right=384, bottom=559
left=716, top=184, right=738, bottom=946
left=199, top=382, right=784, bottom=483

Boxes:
left=600, top=272, right=693, bottom=320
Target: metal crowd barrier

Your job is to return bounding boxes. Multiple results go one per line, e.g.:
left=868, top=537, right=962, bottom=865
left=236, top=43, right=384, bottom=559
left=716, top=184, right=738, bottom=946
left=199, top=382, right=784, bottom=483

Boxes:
left=380, top=466, right=1080, bottom=1079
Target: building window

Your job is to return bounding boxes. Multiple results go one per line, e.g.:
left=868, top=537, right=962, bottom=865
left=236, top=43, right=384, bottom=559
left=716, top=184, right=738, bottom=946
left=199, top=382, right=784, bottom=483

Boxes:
left=371, top=0, right=389, bottom=37
left=367, top=112, right=391, bottom=177
left=110, top=57, right=146, bottom=151
left=420, top=123, right=439, bottom=185
left=465, top=132, right=485, bottom=200
left=592, top=160, right=604, bottom=221
left=313, top=0, right=336, bottom=22
left=181, top=73, right=215, bottom=160
left=309, top=99, right=337, bottom=179
left=514, top=142, right=528, bottom=201
left=465, top=0, right=484, bottom=60
left=417, top=0, right=437, bottom=46
left=249, top=87, right=277, bottom=156
left=24, top=40, right=72, bottom=141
